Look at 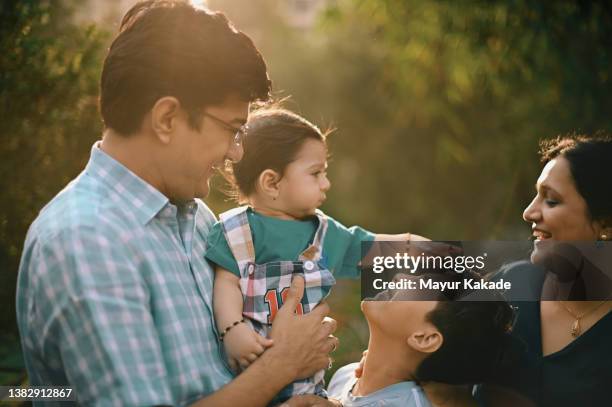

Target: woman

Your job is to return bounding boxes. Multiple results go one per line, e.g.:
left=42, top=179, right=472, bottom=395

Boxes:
left=480, top=134, right=612, bottom=406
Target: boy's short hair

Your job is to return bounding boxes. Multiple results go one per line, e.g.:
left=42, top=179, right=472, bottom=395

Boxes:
left=415, top=285, right=515, bottom=385
left=100, top=0, right=272, bottom=135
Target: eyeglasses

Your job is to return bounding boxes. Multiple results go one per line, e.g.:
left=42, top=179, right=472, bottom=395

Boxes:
left=202, top=111, right=248, bottom=148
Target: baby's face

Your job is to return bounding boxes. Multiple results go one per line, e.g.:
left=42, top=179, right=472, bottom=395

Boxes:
left=276, top=139, right=330, bottom=218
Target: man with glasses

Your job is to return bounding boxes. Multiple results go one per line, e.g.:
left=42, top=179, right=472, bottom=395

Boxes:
left=203, top=111, right=249, bottom=152
left=16, top=2, right=337, bottom=405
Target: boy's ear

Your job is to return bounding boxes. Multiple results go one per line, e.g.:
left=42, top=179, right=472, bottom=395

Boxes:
left=150, top=96, right=181, bottom=144
left=258, top=169, right=282, bottom=199
left=407, top=329, right=443, bottom=354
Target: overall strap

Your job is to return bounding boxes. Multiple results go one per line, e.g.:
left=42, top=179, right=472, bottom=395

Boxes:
left=219, top=206, right=256, bottom=272
left=298, top=209, right=328, bottom=262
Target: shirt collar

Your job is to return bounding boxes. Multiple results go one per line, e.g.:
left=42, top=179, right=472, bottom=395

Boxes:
left=84, top=142, right=170, bottom=225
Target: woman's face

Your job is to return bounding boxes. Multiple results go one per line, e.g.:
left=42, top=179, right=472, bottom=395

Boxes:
left=523, top=156, right=603, bottom=261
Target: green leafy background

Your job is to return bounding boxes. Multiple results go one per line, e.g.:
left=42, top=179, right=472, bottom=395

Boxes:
left=1, top=0, right=611, bottom=387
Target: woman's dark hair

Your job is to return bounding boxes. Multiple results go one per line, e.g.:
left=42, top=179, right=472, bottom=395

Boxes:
left=100, top=0, right=271, bottom=135
left=539, top=134, right=612, bottom=223
left=227, top=107, right=330, bottom=202
left=415, top=285, right=517, bottom=385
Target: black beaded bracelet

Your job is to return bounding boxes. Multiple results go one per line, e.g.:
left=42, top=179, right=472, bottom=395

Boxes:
left=219, top=319, right=245, bottom=341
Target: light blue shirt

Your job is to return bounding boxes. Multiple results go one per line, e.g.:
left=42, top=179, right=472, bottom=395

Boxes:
left=328, top=363, right=433, bottom=407
left=16, top=143, right=232, bottom=406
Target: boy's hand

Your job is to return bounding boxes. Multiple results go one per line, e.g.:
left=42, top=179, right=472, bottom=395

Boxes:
left=223, top=323, right=273, bottom=372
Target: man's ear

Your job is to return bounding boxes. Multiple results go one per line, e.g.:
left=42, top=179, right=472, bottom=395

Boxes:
left=150, top=96, right=181, bottom=144
left=258, top=169, right=282, bottom=200
left=407, top=329, right=443, bottom=354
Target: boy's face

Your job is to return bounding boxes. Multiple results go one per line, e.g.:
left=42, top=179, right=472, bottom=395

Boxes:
left=361, top=297, right=439, bottom=342
left=362, top=272, right=447, bottom=348
left=276, top=139, right=331, bottom=218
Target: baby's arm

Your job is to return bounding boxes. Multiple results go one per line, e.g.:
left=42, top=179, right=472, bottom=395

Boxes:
left=374, top=232, right=461, bottom=256
left=375, top=232, right=422, bottom=241
left=213, top=267, right=273, bottom=372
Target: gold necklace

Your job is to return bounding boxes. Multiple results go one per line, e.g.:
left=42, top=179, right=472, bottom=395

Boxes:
left=559, top=300, right=610, bottom=337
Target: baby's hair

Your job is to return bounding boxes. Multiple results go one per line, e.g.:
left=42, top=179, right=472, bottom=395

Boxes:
left=225, top=106, right=331, bottom=203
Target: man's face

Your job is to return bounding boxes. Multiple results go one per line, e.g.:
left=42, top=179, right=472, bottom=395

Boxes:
left=164, top=94, right=249, bottom=202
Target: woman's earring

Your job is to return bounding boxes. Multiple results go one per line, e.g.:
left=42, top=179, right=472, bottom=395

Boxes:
left=600, top=233, right=609, bottom=241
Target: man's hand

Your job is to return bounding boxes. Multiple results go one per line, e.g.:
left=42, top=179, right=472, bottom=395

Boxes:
left=281, top=395, right=342, bottom=407
left=268, top=276, right=338, bottom=380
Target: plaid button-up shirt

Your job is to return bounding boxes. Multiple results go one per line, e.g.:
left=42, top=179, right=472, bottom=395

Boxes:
left=16, top=143, right=232, bottom=406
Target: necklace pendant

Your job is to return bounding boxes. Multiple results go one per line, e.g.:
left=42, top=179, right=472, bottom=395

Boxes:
left=571, top=319, right=581, bottom=337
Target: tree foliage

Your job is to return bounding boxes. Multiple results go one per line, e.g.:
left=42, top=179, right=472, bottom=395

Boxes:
left=2, top=0, right=611, bottom=338
left=0, top=0, right=108, bottom=333
left=211, top=0, right=612, bottom=238
left=315, top=0, right=612, bottom=237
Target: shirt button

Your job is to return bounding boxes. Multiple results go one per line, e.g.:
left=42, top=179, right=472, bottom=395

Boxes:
left=304, top=260, right=315, bottom=271
left=247, top=264, right=255, bottom=274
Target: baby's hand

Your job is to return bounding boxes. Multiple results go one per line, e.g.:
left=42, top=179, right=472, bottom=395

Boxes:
left=223, top=322, right=273, bottom=373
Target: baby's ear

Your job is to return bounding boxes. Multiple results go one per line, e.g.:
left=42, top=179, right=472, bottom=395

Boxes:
left=258, top=169, right=282, bottom=199
left=407, top=329, right=443, bottom=354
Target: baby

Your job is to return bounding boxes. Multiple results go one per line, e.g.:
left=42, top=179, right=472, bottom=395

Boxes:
left=205, top=107, right=417, bottom=404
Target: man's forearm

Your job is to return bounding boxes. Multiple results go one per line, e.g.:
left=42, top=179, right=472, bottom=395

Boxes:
left=190, top=348, right=293, bottom=407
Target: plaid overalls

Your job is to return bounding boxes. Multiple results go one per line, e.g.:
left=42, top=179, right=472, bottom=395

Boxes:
left=219, top=206, right=336, bottom=404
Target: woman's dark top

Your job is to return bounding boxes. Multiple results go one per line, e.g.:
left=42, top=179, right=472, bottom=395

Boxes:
left=481, top=261, right=612, bottom=407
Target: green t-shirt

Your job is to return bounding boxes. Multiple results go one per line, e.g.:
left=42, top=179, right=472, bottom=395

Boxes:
left=205, top=208, right=375, bottom=279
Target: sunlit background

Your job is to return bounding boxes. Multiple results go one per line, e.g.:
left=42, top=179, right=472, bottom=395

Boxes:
left=2, top=0, right=612, bottom=390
